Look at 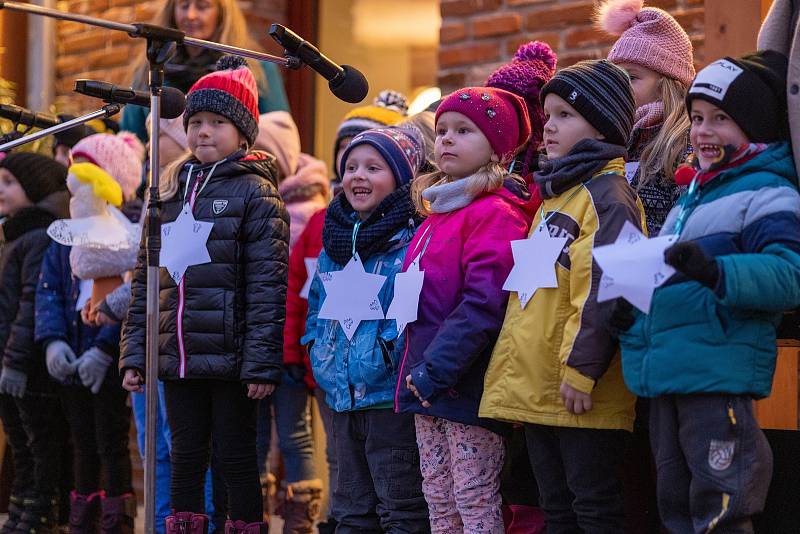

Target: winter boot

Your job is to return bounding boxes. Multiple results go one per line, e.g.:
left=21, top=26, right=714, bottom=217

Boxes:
left=99, top=494, right=135, bottom=534
left=14, top=496, right=59, bottom=534
left=68, top=491, right=102, bottom=534
left=1, top=495, right=25, bottom=534
left=223, top=520, right=268, bottom=534
left=165, top=513, right=209, bottom=534
left=279, top=479, right=323, bottom=534
left=315, top=518, right=338, bottom=534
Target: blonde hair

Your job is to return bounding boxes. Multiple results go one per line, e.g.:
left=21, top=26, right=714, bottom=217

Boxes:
left=411, top=160, right=512, bottom=216
left=131, top=0, right=267, bottom=93
left=156, top=152, right=194, bottom=200
left=636, top=77, right=690, bottom=188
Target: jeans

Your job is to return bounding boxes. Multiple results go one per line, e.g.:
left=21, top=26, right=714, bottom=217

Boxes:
left=331, top=408, right=429, bottom=534
left=255, top=371, right=315, bottom=482
left=163, top=379, right=261, bottom=523
left=314, top=387, right=338, bottom=520
left=525, top=424, right=628, bottom=534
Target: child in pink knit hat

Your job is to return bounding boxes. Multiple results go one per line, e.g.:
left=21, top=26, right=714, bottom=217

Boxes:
left=596, top=0, right=695, bottom=236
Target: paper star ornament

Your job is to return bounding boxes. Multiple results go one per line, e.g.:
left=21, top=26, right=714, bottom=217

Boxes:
left=503, top=223, right=569, bottom=308
left=386, top=255, right=425, bottom=337
left=159, top=205, right=214, bottom=284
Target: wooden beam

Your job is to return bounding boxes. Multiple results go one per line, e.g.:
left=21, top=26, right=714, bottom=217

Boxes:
left=0, top=9, right=28, bottom=105
left=703, top=0, right=763, bottom=66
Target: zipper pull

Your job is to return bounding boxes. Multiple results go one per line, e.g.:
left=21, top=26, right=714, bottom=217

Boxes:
left=727, top=401, right=737, bottom=426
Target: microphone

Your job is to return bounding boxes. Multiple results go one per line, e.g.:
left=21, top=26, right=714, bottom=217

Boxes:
left=0, top=104, right=60, bottom=130
left=269, top=24, right=368, bottom=104
left=74, top=80, right=186, bottom=119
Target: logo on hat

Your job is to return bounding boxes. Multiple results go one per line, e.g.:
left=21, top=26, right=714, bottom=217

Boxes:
left=569, top=90, right=578, bottom=103
left=212, top=199, right=229, bottom=215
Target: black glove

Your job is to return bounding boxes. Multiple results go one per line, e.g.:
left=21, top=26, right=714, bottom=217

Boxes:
left=664, top=241, right=719, bottom=289
left=607, top=299, right=635, bottom=339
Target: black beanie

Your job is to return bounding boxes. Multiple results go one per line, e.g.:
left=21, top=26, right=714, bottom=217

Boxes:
left=687, top=50, right=789, bottom=143
left=540, top=59, right=635, bottom=147
left=0, top=152, right=67, bottom=203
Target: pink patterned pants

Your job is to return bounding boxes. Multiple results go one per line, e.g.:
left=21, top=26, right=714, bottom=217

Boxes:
left=415, top=414, right=505, bottom=533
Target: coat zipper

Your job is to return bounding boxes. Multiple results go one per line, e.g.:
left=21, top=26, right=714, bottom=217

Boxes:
left=177, top=171, right=203, bottom=378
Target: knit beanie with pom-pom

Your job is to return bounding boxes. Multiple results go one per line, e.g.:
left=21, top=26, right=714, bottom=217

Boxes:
left=596, top=0, right=695, bottom=87
left=70, top=132, right=145, bottom=202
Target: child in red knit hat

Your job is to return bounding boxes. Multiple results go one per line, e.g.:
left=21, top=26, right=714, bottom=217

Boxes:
left=120, top=56, right=289, bottom=534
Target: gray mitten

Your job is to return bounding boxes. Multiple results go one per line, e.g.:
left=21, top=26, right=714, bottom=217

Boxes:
left=77, top=347, right=113, bottom=394
left=45, top=340, right=78, bottom=382
left=0, top=367, right=27, bottom=398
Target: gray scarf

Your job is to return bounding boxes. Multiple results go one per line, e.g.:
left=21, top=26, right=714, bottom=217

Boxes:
left=422, top=178, right=476, bottom=214
left=535, top=139, right=627, bottom=199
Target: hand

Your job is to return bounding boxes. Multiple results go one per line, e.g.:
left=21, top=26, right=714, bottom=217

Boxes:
left=0, top=368, right=27, bottom=398
left=405, top=375, right=431, bottom=408
left=90, top=308, right=117, bottom=327
left=122, top=369, right=143, bottom=393
left=247, top=383, right=275, bottom=400
left=45, top=340, right=78, bottom=382
left=81, top=301, right=98, bottom=326
left=664, top=241, right=719, bottom=289
left=560, top=382, right=593, bottom=415
left=607, top=299, right=635, bottom=338
left=77, top=347, right=113, bottom=394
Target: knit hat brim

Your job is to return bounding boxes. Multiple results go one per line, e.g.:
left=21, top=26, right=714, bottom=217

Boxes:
left=184, top=88, right=259, bottom=147
left=338, top=127, right=423, bottom=188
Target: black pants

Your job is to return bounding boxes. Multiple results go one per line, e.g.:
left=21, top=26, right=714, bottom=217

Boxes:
left=331, top=408, right=429, bottom=534
left=163, top=379, right=261, bottom=523
left=60, top=378, right=133, bottom=496
left=0, top=392, right=63, bottom=500
left=650, top=394, right=772, bottom=534
left=525, top=424, right=628, bottom=534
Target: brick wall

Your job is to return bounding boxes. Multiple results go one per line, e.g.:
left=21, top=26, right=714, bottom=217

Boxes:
left=438, top=0, right=705, bottom=92
left=54, top=0, right=288, bottom=114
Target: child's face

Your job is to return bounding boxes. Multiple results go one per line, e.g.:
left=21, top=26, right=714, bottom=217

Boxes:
left=0, top=168, right=32, bottom=216
left=342, top=144, right=396, bottom=221
left=434, top=112, right=494, bottom=179
left=187, top=111, right=246, bottom=164
left=617, top=62, right=661, bottom=109
left=689, top=99, right=750, bottom=170
left=542, top=93, right=603, bottom=159
left=335, top=136, right=353, bottom=178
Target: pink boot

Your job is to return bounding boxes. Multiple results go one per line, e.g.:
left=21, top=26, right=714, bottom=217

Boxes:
left=503, top=504, right=546, bottom=534
left=165, top=512, right=209, bottom=534
left=223, top=520, right=269, bottom=534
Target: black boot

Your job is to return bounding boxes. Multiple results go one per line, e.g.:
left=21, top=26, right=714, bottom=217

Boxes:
left=68, top=491, right=102, bottom=534
left=99, top=494, right=135, bottom=534
left=1, top=495, right=24, bottom=534
left=14, top=496, right=58, bottom=534
left=315, top=517, right=338, bottom=534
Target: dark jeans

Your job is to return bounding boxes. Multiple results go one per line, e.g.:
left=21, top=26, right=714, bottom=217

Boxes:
left=650, top=394, right=773, bottom=534
left=0, top=392, right=63, bottom=500
left=525, top=424, right=628, bottom=534
left=60, top=378, right=133, bottom=496
left=163, top=379, right=261, bottom=523
left=331, top=408, right=429, bottom=534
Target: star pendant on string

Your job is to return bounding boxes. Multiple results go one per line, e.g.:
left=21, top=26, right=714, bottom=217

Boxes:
left=503, top=223, right=569, bottom=308
left=159, top=206, right=214, bottom=284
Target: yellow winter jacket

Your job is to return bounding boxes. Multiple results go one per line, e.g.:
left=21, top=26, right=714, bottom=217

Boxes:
left=479, top=160, right=645, bottom=431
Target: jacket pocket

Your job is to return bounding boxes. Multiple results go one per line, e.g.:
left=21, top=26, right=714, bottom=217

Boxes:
left=378, top=337, right=395, bottom=372
left=223, top=290, right=234, bottom=351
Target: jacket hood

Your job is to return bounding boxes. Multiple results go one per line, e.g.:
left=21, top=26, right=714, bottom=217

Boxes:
left=278, top=153, right=330, bottom=201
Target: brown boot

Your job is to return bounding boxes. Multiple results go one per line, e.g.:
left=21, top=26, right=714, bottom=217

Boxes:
left=279, top=479, right=323, bottom=534
left=165, top=513, right=208, bottom=534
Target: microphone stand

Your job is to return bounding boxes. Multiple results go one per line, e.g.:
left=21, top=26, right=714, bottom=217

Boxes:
left=0, top=2, right=318, bottom=532
left=0, top=105, right=121, bottom=152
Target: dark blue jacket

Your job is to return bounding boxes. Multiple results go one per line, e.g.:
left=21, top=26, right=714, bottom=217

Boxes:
left=35, top=242, right=121, bottom=374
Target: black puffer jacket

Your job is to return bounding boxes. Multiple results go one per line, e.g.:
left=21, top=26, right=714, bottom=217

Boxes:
left=120, top=151, right=289, bottom=383
left=0, top=191, right=69, bottom=393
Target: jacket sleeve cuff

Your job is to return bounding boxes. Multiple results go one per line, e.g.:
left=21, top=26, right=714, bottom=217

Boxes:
left=409, top=362, right=437, bottom=400
left=563, top=366, right=596, bottom=394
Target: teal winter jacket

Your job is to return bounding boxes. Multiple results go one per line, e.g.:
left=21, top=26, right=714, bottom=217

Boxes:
left=620, top=142, right=800, bottom=398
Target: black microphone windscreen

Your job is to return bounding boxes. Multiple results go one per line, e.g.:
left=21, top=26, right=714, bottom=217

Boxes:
left=330, top=65, right=369, bottom=104
left=159, top=87, right=187, bottom=119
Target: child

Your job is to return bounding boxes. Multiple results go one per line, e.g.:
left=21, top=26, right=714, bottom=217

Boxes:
left=36, top=132, right=143, bottom=534
left=304, top=126, right=429, bottom=533
left=398, top=87, right=535, bottom=534
left=120, top=56, right=289, bottom=534
left=617, top=50, right=800, bottom=533
left=479, top=60, right=643, bottom=532
left=597, top=0, right=695, bottom=236
left=0, top=153, right=69, bottom=534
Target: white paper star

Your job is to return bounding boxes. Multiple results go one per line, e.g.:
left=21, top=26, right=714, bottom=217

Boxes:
left=318, top=254, right=387, bottom=340
left=593, top=221, right=676, bottom=314
left=503, top=223, right=569, bottom=308
left=300, top=257, right=318, bottom=300
left=386, top=256, right=425, bottom=337
left=159, top=205, right=214, bottom=284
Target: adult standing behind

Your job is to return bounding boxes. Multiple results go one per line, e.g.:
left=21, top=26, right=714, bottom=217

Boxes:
left=121, top=0, right=289, bottom=144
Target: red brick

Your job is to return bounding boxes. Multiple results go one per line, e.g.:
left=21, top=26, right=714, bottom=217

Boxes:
left=439, top=41, right=500, bottom=68
left=564, top=25, right=615, bottom=49
left=441, top=0, right=502, bottom=18
left=88, top=46, right=131, bottom=70
left=505, top=33, right=561, bottom=55
left=60, top=30, right=108, bottom=55
left=473, top=13, right=522, bottom=38
left=648, top=0, right=678, bottom=9
left=440, top=22, right=468, bottom=44
left=525, top=2, right=596, bottom=30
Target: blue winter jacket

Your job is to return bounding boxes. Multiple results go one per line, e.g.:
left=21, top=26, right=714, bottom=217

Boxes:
left=620, top=142, right=800, bottom=398
left=303, top=227, right=414, bottom=412
left=35, top=242, right=121, bottom=366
